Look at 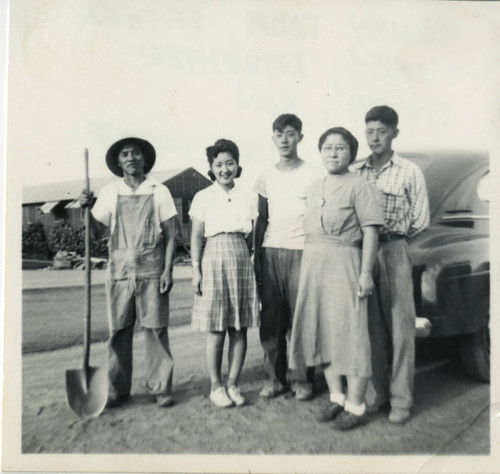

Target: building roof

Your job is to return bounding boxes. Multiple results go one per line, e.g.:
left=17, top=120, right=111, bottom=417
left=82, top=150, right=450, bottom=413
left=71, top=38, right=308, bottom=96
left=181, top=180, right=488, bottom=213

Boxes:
left=22, top=168, right=204, bottom=204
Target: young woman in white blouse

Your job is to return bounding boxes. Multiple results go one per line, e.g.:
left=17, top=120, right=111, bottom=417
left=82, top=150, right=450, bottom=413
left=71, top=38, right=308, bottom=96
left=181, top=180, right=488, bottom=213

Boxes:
left=189, top=139, right=260, bottom=408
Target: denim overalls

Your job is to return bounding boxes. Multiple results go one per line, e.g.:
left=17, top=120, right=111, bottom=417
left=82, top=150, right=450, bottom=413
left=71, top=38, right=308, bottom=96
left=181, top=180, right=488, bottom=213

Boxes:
left=106, top=189, right=174, bottom=398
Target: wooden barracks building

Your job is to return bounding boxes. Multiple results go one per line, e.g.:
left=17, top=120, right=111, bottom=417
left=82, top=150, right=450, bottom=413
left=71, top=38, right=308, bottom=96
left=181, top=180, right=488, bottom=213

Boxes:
left=22, top=168, right=212, bottom=247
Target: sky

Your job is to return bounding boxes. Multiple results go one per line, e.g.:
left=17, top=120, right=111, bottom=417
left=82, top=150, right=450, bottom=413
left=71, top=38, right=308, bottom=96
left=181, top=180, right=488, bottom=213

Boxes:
left=6, top=0, right=500, bottom=192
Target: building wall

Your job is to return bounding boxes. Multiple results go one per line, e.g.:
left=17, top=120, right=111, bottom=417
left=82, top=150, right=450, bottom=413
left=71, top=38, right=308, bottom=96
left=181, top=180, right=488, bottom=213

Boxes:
left=22, top=168, right=211, bottom=248
left=22, top=203, right=42, bottom=227
left=165, top=168, right=211, bottom=246
left=22, top=201, right=79, bottom=234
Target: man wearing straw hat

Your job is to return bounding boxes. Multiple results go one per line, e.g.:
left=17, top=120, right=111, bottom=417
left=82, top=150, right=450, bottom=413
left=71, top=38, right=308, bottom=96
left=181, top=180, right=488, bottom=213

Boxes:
left=79, top=137, right=177, bottom=409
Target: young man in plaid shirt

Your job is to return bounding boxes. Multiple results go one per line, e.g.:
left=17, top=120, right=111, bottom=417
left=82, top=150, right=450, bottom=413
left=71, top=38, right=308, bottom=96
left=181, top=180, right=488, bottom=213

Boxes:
left=353, top=105, right=430, bottom=424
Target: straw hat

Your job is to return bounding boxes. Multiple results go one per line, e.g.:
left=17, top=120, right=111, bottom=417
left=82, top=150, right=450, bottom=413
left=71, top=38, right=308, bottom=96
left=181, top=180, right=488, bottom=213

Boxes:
left=105, top=137, right=156, bottom=177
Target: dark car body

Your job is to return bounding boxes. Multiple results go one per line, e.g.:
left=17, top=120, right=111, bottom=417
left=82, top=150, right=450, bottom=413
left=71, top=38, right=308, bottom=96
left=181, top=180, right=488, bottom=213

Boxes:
left=403, top=149, right=489, bottom=381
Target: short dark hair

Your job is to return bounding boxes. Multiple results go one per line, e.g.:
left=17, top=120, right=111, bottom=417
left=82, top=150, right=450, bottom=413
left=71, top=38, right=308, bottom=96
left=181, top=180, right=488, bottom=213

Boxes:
left=318, top=127, right=359, bottom=163
left=272, top=114, right=303, bottom=134
left=365, top=105, right=399, bottom=128
left=206, top=138, right=240, bottom=165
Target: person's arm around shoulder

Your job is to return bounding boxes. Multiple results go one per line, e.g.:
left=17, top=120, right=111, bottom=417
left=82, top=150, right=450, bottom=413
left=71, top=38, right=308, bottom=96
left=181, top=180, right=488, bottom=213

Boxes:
left=190, top=217, right=204, bottom=296
left=78, top=189, right=108, bottom=238
left=245, top=191, right=259, bottom=253
left=246, top=227, right=254, bottom=253
left=407, top=163, right=430, bottom=238
left=160, top=217, right=176, bottom=294
left=253, top=194, right=268, bottom=286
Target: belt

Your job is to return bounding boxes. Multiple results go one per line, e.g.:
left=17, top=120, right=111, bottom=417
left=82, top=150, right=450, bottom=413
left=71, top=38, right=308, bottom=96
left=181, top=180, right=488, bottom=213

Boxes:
left=379, top=232, right=407, bottom=243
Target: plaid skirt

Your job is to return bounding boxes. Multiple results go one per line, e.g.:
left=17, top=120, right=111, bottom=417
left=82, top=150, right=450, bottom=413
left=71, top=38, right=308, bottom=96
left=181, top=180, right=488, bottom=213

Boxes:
left=192, top=233, right=260, bottom=332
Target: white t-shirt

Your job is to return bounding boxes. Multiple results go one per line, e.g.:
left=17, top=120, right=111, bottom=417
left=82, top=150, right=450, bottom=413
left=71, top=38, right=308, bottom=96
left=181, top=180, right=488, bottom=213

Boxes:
left=253, top=162, right=323, bottom=250
left=189, top=183, right=258, bottom=238
left=92, top=177, right=177, bottom=233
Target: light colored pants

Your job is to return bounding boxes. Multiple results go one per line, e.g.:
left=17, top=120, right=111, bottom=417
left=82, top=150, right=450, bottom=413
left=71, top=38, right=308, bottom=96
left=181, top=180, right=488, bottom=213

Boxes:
left=259, top=248, right=314, bottom=387
left=106, top=278, right=170, bottom=330
left=365, top=239, right=416, bottom=410
left=108, top=325, right=174, bottom=398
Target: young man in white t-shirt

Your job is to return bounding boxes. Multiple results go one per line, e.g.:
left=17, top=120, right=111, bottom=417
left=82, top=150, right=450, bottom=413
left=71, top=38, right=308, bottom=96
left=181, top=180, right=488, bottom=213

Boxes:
left=254, top=114, right=321, bottom=400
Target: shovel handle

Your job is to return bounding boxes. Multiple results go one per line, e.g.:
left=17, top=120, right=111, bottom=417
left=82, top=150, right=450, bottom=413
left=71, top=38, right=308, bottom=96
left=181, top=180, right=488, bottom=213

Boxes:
left=83, top=148, right=91, bottom=369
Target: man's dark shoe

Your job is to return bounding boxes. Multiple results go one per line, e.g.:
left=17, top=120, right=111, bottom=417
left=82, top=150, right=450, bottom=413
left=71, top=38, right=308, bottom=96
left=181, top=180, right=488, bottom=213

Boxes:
left=155, top=394, right=175, bottom=408
left=389, top=408, right=410, bottom=424
left=105, top=393, right=131, bottom=409
left=315, top=402, right=343, bottom=422
left=330, top=410, right=367, bottom=431
left=294, top=385, right=314, bottom=401
left=259, top=382, right=286, bottom=399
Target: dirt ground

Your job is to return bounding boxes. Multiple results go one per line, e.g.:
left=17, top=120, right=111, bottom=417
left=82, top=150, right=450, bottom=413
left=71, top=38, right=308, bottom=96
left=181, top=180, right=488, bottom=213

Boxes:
left=21, top=325, right=490, bottom=457
left=18, top=269, right=491, bottom=465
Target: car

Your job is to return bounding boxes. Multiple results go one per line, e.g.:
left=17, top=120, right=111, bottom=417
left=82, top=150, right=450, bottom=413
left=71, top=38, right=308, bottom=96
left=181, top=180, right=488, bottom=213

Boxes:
left=403, top=149, right=489, bottom=382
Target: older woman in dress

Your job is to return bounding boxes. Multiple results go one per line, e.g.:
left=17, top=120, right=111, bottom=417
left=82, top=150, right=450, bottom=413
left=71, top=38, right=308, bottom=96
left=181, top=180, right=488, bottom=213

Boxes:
left=289, top=127, right=384, bottom=430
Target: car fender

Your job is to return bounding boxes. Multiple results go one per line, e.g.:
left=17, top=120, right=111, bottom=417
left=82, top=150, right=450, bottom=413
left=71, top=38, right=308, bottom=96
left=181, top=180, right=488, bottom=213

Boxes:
left=409, top=227, right=489, bottom=337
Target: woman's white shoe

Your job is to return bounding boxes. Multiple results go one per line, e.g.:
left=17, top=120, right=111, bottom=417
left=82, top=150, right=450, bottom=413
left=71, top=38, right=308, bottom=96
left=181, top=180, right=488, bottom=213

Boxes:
left=227, top=386, right=246, bottom=406
left=209, top=387, right=234, bottom=408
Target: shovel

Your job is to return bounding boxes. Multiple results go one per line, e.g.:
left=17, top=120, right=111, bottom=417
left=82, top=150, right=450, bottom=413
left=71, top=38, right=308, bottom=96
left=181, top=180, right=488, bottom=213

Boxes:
left=66, top=148, right=107, bottom=418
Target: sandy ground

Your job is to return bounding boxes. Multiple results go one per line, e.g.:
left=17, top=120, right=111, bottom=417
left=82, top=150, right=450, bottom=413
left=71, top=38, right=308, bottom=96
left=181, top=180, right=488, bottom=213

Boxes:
left=19, top=269, right=490, bottom=459
left=22, top=325, right=490, bottom=456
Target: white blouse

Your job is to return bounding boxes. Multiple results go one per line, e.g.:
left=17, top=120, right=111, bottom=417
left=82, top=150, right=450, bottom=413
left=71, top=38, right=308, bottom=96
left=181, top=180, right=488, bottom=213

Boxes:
left=189, top=183, right=259, bottom=238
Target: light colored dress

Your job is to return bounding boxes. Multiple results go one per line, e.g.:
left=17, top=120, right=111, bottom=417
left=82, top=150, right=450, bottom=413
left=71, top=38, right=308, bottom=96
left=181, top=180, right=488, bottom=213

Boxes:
left=289, top=172, right=384, bottom=377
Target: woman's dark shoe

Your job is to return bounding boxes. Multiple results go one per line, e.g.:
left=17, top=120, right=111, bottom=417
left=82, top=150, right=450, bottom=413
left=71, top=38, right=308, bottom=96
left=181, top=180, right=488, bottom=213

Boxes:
left=330, top=410, right=367, bottom=430
left=315, top=402, right=343, bottom=422
left=366, top=401, right=391, bottom=416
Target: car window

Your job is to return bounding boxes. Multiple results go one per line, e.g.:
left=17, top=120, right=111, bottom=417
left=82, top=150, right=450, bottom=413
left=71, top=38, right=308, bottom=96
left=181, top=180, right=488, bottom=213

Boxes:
left=477, top=171, right=489, bottom=202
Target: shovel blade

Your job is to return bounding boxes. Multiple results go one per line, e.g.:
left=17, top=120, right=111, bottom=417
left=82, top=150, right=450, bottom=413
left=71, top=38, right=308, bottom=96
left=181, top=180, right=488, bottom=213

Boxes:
left=66, top=366, right=108, bottom=418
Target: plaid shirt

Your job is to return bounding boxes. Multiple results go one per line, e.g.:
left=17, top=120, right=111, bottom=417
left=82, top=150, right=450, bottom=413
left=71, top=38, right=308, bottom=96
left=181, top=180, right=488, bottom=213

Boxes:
left=352, top=153, right=430, bottom=238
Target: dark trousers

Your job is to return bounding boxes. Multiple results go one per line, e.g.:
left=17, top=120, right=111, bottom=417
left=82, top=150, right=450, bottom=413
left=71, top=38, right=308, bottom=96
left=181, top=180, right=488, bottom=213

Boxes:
left=259, top=247, right=314, bottom=387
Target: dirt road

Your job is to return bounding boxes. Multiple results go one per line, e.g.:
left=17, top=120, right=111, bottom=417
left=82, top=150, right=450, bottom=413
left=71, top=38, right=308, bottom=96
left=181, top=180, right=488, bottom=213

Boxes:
left=22, top=267, right=193, bottom=353
left=22, top=281, right=193, bottom=353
